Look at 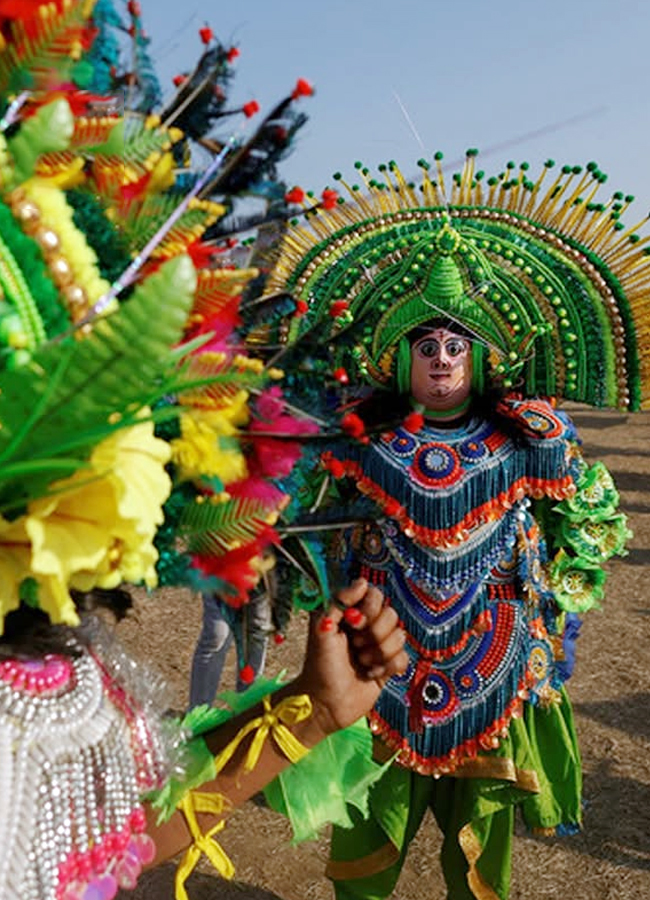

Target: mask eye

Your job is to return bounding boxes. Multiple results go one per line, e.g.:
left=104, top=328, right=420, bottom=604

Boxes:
left=445, top=338, right=469, bottom=358
left=415, top=339, right=440, bottom=358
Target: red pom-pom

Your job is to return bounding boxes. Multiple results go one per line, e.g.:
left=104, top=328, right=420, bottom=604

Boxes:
left=199, top=26, right=214, bottom=44
left=329, top=299, right=349, bottom=318
left=273, top=633, right=286, bottom=645
left=291, top=78, right=314, bottom=99
left=321, top=188, right=339, bottom=210
left=285, top=186, right=305, bottom=205
left=173, top=74, right=187, bottom=87
left=294, top=299, right=309, bottom=316
left=239, top=664, right=255, bottom=685
left=127, top=0, right=141, bottom=15
left=242, top=100, right=260, bottom=118
left=341, top=412, right=366, bottom=439
left=227, top=46, right=240, bottom=63
left=403, top=412, right=424, bottom=433
left=333, top=367, right=349, bottom=385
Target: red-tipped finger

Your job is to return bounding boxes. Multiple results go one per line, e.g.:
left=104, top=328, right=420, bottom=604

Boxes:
left=343, top=607, right=364, bottom=627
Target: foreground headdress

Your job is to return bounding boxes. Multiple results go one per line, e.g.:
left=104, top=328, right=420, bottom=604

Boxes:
left=264, top=154, right=650, bottom=410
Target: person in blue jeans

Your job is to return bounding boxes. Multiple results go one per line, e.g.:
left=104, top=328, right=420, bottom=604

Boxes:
left=189, top=569, right=274, bottom=706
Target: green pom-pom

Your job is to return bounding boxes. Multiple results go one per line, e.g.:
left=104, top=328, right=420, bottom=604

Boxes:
left=332, top=172, right=342, bottom=180
left=434, top=151, right=444, bottom=160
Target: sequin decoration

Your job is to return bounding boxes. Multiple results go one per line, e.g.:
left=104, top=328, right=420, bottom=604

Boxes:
left=0, top=624, right=175, bottom=900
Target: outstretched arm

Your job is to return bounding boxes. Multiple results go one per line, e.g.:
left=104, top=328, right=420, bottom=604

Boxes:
left=146, top=578, right=406, bottom=865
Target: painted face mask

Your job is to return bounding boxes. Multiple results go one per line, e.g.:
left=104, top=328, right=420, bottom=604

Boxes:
left=410, top=328, right=473, bottom=414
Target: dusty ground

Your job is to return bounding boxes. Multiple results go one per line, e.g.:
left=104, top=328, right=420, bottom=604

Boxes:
left=118, top=405, right=650, bottom=900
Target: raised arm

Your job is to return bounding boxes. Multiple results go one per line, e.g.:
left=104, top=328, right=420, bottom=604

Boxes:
left=146, top=578, right=406, bottom=866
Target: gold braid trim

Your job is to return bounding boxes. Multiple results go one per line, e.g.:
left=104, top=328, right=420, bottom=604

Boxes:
left=459, top=822, right=502, bottom=900
left=325, top=842, right=400, bottom=881
left=175, top=694, right=313, bottom=899
left=454, top=757, right=541, bottom=792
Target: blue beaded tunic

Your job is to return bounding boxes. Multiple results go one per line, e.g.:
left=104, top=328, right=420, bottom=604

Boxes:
left=325, top=398, right=581, bottom=775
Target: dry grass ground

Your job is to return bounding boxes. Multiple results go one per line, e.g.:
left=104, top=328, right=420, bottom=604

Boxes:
left=119, top=405, right=650, bottom=900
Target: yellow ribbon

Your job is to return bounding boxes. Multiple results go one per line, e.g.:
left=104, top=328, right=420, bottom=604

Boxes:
left=175, top=792, right=234, bottom=900
left=174, top=694, right=313, bottom=900
left=212, top=693, right=313, bottom=776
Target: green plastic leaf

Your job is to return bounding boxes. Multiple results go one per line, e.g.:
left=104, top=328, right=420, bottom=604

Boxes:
left=181, top=496, right=271, bottom=555
left=264, top=718, right=393, bottom=843
left=150, top=675, right=287, bottom=823
left=0, top=256, right=195, bottom=509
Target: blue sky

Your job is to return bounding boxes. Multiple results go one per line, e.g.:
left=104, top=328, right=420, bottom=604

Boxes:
left=145, top=0, right=650, bottom=210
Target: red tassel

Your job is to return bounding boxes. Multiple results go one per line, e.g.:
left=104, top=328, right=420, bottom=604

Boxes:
left=242, top=100, right=260, bottom=118
left=320, top=189, right=339, bottom=210
left=273, top=633, right=286, bottom=645
left=199, top=26, right=214, bottom=44
left=291, top=78, right=314, bottom=99
left=294, top=299, right=309, bottom=316
left=239, top=664, right=255, bottom=685
left=173, top=74, right=187, bottom=87
left=285, top=186, right=305, bottom=205
left=227, top=46, right=240, bottom=62
left=333, top=367, right=349, bottom=385
left=329, top=299, right=349, bottom=318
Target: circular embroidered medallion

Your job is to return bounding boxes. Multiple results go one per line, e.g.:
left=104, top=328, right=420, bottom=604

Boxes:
left=459, top=437, right=488, bottom=463
left=387, top=428, right=418, bottom=457
left=454, top=667, right=484, bottom=698
left=411, top=443, right=462, bottom=488
left=528, top=640, right=552, bottom=684
left=420, top=671, right=459, bottom=722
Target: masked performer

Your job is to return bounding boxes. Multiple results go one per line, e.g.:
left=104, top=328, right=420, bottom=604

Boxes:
left=258, top=155, right=647, bottom=900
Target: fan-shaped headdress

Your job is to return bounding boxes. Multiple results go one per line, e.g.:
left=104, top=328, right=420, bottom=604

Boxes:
left=264, top=154, right=650, bottom=410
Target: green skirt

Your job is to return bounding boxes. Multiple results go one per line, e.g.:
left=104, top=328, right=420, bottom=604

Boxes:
left=327, top=689, right=582, bottom=900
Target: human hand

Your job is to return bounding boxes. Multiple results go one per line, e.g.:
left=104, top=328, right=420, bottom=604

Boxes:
left=293, top=578, right=407, bottom=742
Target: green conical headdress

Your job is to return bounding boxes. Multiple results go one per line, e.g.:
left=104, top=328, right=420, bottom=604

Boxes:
left=263, top=154, right=650, bottom=409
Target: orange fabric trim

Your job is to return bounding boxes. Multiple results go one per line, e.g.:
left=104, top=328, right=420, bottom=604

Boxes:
left=323, top=455, right=575, bottom=549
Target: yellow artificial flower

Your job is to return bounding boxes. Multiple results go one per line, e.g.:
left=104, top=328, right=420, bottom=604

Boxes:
left=171, top=395, right=250, bottom=483
left=0, top=418, right=172, bottom=630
